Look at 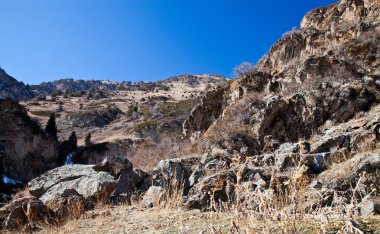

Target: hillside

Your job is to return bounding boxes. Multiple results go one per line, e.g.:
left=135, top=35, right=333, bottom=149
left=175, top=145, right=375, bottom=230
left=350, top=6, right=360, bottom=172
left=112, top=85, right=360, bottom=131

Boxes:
left=18, top=74, right=227, bottom=168
left=0, top=0, right=379, bottom=233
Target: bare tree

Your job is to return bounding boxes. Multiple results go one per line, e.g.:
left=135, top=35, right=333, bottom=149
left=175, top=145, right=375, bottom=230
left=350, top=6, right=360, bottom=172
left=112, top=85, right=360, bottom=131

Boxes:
left=232, top=62, right=255, bottom=78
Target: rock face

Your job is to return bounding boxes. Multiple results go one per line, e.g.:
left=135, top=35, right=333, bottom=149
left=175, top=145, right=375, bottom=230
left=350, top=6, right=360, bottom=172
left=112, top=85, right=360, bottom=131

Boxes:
left=28, top=164, right=117, bottom=207
left=0, top=68, right=34, bottom=100
left=64, top=106, right=123, bottom=128
left=0, top=99, right=57, bottom=182
left=183, top=88, right=226, bottom=137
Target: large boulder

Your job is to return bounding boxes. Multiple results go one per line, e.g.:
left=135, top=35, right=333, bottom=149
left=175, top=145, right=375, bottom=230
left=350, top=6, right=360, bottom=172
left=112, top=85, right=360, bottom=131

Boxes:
left=28, top=164, right=117, bottom=207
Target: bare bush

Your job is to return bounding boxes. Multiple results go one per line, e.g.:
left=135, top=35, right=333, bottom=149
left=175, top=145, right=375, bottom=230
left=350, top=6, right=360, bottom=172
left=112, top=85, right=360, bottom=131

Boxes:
left=232, top=62, right=256, bottom=78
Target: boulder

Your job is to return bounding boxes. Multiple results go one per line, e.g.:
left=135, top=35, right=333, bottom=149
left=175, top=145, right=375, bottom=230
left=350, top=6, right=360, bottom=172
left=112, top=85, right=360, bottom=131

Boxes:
left=47, top=189, right=84, bottom=220
left=28, top=164, right=117, bottom=207
left=95, top=155, right=148, bottom=197
left=95, top=155, right=132, bottom=177
left=0, top=196, right=55, bottom=230
left=311, top=134, right=351, bottom=154
left=141, top=186, right=163, bottom=208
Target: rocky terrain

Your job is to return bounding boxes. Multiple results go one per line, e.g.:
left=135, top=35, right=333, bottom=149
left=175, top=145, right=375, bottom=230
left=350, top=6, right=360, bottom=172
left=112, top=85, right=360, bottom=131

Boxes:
left=0, top=0, right=380, bottom=233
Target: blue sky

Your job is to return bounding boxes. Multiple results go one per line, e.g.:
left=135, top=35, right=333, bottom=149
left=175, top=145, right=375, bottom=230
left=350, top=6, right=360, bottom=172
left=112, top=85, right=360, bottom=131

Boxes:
left=0, top=0, right=337, bottom=84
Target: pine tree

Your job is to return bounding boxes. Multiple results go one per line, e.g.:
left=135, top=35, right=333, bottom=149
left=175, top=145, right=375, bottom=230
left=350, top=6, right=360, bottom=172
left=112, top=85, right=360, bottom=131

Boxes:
left=84, top=132, right=92, bottom=146
left=45, top=113, right=58, bottom=141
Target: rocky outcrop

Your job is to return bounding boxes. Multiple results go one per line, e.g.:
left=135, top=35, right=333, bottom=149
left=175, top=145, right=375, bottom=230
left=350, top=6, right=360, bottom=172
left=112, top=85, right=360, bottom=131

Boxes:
left=0, top=99, right=57, bottom=182
left=183, top=88, right=226, bottom=137
left=197, top=0, right=380, bottom=153
left=1, top=155, right=150, bottom=230
left=96, top=155, right=149, bottom=199
left=0, top=68, right=34, bottom=100
left=64, top=106, right=123, bottom=128
left=143, top=100, right=380, bottom=212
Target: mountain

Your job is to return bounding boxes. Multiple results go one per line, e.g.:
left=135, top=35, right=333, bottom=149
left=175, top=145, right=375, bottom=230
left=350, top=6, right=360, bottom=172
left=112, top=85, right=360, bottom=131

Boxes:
left=29, top=74, right=227, bottom=95
left=1, top=0, right=380, bottom=232
left=0, top=68, right=34, bottom=100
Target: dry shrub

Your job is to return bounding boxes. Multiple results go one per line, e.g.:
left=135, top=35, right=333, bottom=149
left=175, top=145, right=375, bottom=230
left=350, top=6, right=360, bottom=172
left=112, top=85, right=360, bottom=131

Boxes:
left=127, top=135, right=202, bottom=171
left=159, top=176, right=185, bottom=210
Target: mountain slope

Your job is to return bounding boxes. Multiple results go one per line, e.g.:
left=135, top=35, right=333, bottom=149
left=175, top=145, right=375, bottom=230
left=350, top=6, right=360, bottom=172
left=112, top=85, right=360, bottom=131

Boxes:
left=186, top=0, right=380, bottom=149
left=0, top=68, right=34, bottom=100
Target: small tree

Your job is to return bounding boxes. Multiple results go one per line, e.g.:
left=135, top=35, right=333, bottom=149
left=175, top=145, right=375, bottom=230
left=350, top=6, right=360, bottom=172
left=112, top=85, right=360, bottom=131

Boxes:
left=84, top=132, right=92, bottom=146
left=68, top=132, right=77, bottom=150
left=45, top=113, right=58, bottom=141
left=232, top=61, right=256, bottom=78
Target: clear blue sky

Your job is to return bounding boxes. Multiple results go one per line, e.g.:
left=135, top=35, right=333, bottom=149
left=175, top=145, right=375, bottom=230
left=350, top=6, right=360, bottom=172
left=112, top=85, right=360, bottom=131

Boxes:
left=0, top=0, right=337, bottom=84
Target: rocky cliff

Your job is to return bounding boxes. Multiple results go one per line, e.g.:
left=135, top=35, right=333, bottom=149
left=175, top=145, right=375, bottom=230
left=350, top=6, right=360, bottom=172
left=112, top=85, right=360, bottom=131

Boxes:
left=0, top=99, right=57, bottom=183
left=184, top=0, right=380, bottom=150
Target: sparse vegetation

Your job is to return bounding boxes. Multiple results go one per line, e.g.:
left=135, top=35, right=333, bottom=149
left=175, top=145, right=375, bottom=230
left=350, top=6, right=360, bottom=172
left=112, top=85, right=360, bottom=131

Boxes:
left=29, top=110, right=55, bottom=117
left=158, top=98, right=198, bottom=117
left=84, top=132, right=92, bottom=146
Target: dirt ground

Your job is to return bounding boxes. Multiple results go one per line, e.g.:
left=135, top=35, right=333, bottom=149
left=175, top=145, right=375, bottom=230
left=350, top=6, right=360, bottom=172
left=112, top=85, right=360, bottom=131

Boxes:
left=39, top=206, right=237, bottom=234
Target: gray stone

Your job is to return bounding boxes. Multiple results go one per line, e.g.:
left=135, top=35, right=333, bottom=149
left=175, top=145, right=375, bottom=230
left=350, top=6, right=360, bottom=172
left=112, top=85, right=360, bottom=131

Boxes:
left=188, top=166, right=203, bottom=187
left=360, top=198, right=380, bottom=216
